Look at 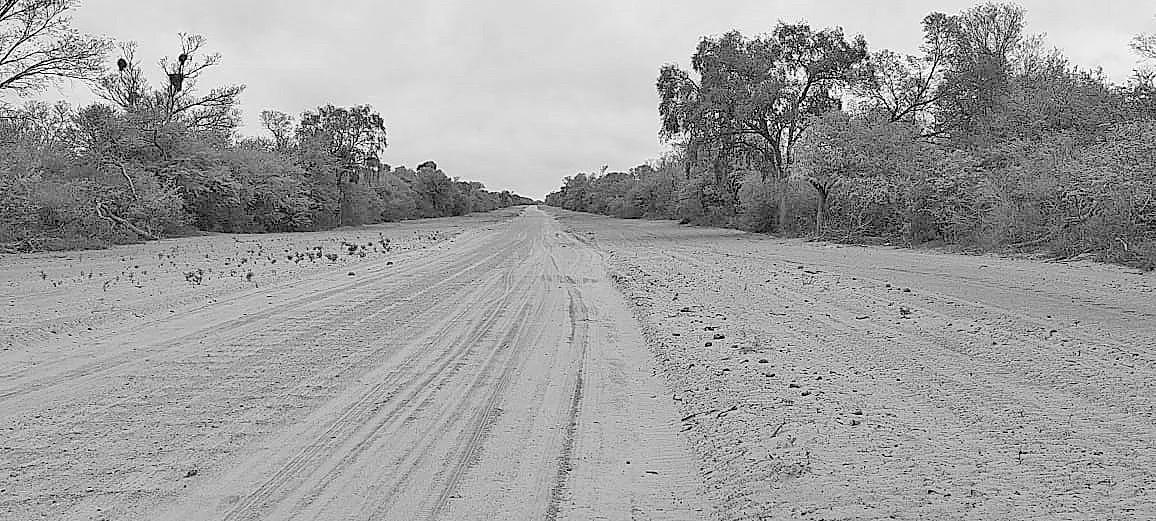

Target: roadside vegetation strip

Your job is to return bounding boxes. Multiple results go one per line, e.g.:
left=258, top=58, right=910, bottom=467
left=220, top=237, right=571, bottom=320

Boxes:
left=546, top=3, right=1156, bottom=271
left=0, top=3, right=537, bottom=255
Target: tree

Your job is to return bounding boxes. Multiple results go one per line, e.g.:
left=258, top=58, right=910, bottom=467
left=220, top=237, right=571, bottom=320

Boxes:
left=657, top=23, right=867, bottom=229
left=296, top=104, right=387, bottom=182
left=98, top=35, right=244, bottom=136
left=853, top=16, right=953, bottom=128
left=1133, top=20, right=1155, bottom=61
left=374, top=169, right=418, bottom=221
left=1005, top=37, right=1120, bottom=139
left=1121, top=70, right=1156, bottom=120
left=0, top=0, right=110, bottom=96
left=222, top=147, right=315, bottom=231
left=930, top=2, right=1026, bottom=146
left=797, top=110, right=927, bottom=234
left=259, top=109, right=293, bottom=151
left=295, top=104, right=387, bottom=224
left=79, top=35, right=246, bottom=236
left=414, top=162, right=456, bottom=217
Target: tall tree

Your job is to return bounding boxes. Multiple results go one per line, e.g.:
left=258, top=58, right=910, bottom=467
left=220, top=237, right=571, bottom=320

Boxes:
left=0, top=0, right=110, bottom=96
left=853, top=15, right=953, bottom=128
left=657, top=23, right=867, bottom=228
left=930, top=2, right=1026, bottom=146
left=296, top=104, right=387, bottom=224
left=296, top=104, right=387, bottom=181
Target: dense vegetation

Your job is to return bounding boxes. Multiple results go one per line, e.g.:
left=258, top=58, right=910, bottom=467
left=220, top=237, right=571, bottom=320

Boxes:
left=0, top=1, right=532, bottom=253
left=547, top=2, right=1156, bottom=269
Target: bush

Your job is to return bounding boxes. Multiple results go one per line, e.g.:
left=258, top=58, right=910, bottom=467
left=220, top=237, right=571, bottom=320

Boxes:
left=340, top=182, right=385, bottom=226
left=825, top=176, right=908, bottom=239
left=736, top=176, right=815, bottom=234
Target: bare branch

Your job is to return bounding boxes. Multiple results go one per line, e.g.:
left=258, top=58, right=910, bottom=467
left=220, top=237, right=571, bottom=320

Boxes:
left=1134, top=31, right=1156, bottom=61
left=0, top=0, right=111, bottom=96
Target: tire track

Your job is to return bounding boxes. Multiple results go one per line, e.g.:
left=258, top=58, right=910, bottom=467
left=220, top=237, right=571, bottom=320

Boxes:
left=281, top=287, right=535, bottom=520
left=0, top=231, right=517, bottom=412
left=5, top=208, right=712, bottom=521
left=227, top=225, right=550, bottom=521
left=544, top=281, right=590, bottom=521
left=359, top=246, right=550, bottom=519
left=217, top=254, right=527, bottom=521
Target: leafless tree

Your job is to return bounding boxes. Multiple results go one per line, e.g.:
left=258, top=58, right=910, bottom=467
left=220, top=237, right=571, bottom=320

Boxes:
left=97, top=33, right=244, bottom=135
left=0, top=0, right=110, bottom=95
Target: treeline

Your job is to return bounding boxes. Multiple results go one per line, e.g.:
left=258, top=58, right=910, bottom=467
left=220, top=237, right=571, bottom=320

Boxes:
left=547, top=2, right=1156, bottom=269
left=0, top=6, right=532, bottom=253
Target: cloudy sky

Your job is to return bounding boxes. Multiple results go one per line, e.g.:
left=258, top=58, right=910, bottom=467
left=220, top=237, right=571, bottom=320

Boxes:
left=59, top=0, right=1155, bottom=199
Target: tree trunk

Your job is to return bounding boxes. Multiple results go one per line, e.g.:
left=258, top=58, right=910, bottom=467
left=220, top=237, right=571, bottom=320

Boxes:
left=808, top=179, right=829, bottom=237
left=337, top=180, right=347, bottom=226
left=95, top=203, right=160, bottom=241
left=815, top=190, right=827, bottom=236
left=777, top=178, right=790, bottom=233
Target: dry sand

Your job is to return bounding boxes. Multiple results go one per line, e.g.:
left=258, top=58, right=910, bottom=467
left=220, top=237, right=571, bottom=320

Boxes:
left=5, top=205, right=1154, bottom=520
left=550, top=208, right=1155, bottom=521
left=1, top=207, right=704, bottom=520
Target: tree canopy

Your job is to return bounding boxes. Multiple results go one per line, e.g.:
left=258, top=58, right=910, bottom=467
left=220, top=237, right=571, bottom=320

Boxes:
left=658, top=23, right=867, bottom=181
left=549, top=2, right=1156, bottom=270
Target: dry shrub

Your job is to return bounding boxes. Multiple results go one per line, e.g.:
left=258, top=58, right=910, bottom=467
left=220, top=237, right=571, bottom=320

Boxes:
left=737, top=176, right=815, bottom=234
left=0, top=170, right=191, bottom=251
left=824, top=177, right=908, bottom=239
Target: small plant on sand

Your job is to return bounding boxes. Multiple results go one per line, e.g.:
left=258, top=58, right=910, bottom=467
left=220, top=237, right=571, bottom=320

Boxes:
left=184, top=269, right=205, bottom=285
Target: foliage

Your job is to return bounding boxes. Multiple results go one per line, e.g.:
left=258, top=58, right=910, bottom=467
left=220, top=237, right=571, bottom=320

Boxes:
left=1133, top=25, right=1156, bottom=61
left=548, top=1, right=1156, bottom=270
left=796, top=110, right=930, bottom=234
left=260, top=110, right=294, bottom=151
left=658, top=24, right=867, bottom=178
left=928, top=2, right=1027, bottom=147
left=656, top=23, right=867, bottom=230
left=851, top=15, right=954, bottom=127
left=1, top=25, right=533, bottom=253
left=296, top=104, right=386, bottom=181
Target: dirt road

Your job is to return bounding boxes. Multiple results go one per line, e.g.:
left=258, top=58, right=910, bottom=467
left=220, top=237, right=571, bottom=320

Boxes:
left=1, top=207, right=705, bottom=520
left=551, top=209, right=1156, bottom=521
left=7, top=206, right=1155, bottom=520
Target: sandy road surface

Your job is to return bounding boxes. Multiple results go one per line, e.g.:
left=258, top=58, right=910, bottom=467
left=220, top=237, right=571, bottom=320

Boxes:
left=550, top=209, right=1156, bottom=521
left=1, top=207, right=705, bottom=521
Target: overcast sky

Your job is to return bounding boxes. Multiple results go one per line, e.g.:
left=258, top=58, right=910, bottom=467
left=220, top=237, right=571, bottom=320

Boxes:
left=59, top=0, right=1155, bottom=199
